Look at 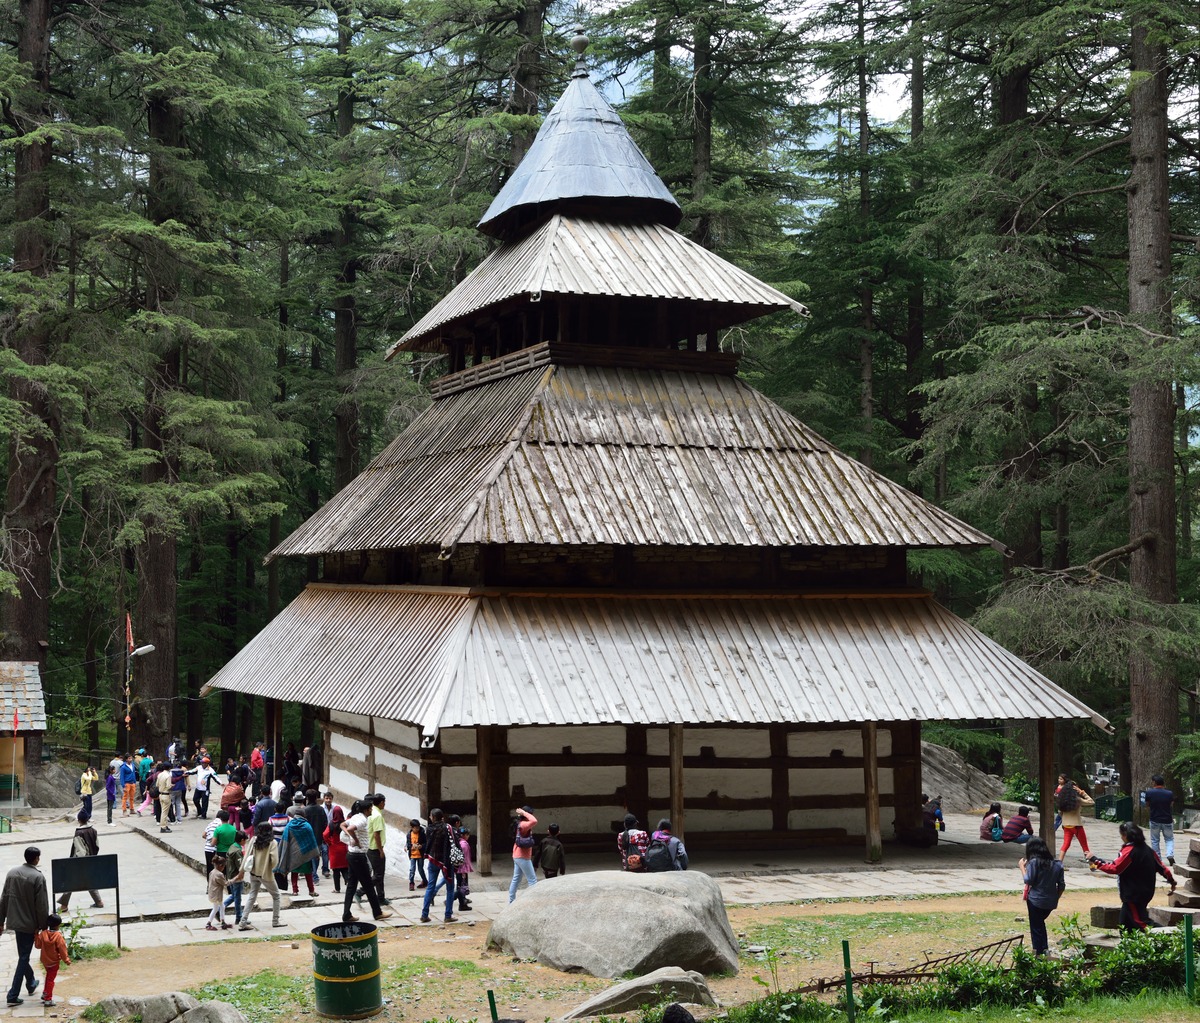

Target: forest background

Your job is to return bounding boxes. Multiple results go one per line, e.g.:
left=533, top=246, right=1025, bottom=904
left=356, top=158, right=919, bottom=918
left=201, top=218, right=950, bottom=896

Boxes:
left=4, top=0, right=1200, bottom=797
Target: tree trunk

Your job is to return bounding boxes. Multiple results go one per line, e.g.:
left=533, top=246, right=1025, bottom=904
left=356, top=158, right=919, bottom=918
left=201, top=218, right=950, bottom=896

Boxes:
left=904, top=24, right=925, bottom=450
left=1126, top=12, right=1178, bottom=794
left=2, top=0, right=56, bottom=671
left=691, top=20, right=713, bottom=249
left=133, top=92, right=185, bottom=758
left=509, top=0, right=548, bottom=167
left=333, top=1, right=360, bottom=492
left=856, top=0, right=873, bottom=467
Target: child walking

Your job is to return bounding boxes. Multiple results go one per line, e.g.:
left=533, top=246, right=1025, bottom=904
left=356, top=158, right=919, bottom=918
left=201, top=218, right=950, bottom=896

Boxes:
left=407, top=818, right=427, bottom=890
left=206, top=855, right=231, bottom=930
left=34, top=914, right=70, bottom=1007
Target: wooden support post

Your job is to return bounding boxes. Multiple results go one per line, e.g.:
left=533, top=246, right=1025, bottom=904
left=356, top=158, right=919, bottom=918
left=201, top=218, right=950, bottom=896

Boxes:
left=862, top=721, right=882, bottom=863
left=769, top=725, right=790, bottom=831
left=669, top=723, right=685, bottom=836
left=1038, top=719, right=1056, bottom=847
left=477, top=726, right=493, bottom=876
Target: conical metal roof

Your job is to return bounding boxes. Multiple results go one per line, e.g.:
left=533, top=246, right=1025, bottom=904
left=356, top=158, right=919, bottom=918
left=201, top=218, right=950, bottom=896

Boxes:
left=477, top=44, right=681, bottom=241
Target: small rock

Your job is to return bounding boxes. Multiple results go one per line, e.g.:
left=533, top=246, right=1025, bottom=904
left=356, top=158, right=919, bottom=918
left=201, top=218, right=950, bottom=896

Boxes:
left=744, top=945, right=767, bottom=954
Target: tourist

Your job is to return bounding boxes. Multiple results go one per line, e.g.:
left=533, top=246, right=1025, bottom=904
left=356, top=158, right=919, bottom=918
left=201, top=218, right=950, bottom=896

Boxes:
left=169, top=761, right=188, bottom=822
left=419, top=807, right=456, bottom=922
left=155, top=761, right=173, bottom=832
left=280, top=807, right=318, bottom=897
left=1090, top=821, right=1176, bottom=931
left=33, top=914, right=68, bottom=1007
left=250, top=743, right=265, bottom=797
left=251, top=789, right=277, bottom=830
left=300, top=790, right=327, bottom=886
left=343, top=800, right=391, bottom=923
left=119, top=755, right=138, bottom=816
left=509, top=805, right=538, bottom=902
left=205, top=855, right=231, bottom=930
left=191, top=758, right=217, bottom=819
left=220, top=773, right=245, bottom=829
left=647, top=819, right=688, bottom=870
left=318, top=791, right=337, bottom=878
left=0, top=847, right=49, bottom=1007
left=202, top=816, right=219, bottom=878
left=324, top=806, right=349, bottom=893
left=103, top=766, right=118, bottom=826
left=223, top=831, right=247, bottom=923
left=1002, top=806, right=1034, bottom=844
left=137, top=750, right=153, bottom=799
left=78, top=765, right=98, bottom=820
left=284, top=743, right=300, bottom=779
left=1019, top=837, right=1064, bottom=954
left=1142, top=774, right=1176, bottom=865
left=1057, top=778, right=1094, bottom=861
left=979, top=803, right=1004, bottom=842
left=237, top=823, right=283, bottom=931
left=535, top=823, right=566, bottom=877
left=407, top=818, right=428, bottom=890
left=57, top=812, right=103, bottom=911
left=455, top=824, right=473, bottom=913
left=367, top=793, right=388, bottom=906
left=270, top=773, right=286, bottom=804
left=618, top=814, right=649, bottom=871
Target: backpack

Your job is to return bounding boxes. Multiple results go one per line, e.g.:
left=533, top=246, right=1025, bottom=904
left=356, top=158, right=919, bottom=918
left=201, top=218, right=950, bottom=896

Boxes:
left=74, top=777, right=82, bottom=796
left=70, top=833, right=89, bottom=858
left=621, top=830, right=644, bottom=872
left=1056, top=786, right=1080, bottom=813
left=644, top=835, right=675, bottom=872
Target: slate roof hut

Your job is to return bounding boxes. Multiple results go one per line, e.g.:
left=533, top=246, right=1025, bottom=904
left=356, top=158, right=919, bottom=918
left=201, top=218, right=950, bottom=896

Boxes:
left=207, top=36, right=1107, bottom=868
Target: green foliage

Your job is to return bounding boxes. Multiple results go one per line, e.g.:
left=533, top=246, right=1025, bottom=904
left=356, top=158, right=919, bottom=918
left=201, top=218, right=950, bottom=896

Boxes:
left=1003, top=773, right=1041, bottom=804
left=187, top=970, right=312, bottom=1023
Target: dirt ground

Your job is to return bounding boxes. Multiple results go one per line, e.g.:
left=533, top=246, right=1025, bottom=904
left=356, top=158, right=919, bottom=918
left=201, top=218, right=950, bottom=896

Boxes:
left=60, top=890, right=1105, bottom=1022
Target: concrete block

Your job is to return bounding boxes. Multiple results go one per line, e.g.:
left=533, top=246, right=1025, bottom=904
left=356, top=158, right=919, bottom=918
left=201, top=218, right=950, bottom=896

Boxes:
left=1090, top=905, right=1123, bottom=929
left=1149, top=905, right=1200, bottom=927
left=1169, top=890, right=1200, bottom=909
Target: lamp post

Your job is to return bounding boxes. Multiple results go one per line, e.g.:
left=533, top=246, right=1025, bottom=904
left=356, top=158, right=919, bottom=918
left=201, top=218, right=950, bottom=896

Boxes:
left=124, top=643, right=155, bottom=751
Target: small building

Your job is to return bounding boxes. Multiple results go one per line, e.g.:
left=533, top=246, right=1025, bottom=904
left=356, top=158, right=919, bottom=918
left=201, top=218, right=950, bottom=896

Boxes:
left=206, top=39, right=1107, bottom=869
left=0, top=662, right=48, bottom=805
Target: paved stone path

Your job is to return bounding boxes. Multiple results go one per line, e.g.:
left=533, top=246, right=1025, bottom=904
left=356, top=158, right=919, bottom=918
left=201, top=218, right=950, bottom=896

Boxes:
left=0, top=806, right=1164, bottom=1016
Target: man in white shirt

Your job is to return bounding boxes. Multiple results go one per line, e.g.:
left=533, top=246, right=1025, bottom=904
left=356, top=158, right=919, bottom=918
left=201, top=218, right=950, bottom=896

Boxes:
left=190, top=758, right=217, bottom=819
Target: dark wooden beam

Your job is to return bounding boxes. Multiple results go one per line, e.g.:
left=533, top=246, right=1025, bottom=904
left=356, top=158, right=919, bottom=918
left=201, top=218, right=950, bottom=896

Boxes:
left=477, top=726, right=493, bottom=875
left=670, top=723, right=684, bottom=836
left=863, top=721, right=882, bottom=863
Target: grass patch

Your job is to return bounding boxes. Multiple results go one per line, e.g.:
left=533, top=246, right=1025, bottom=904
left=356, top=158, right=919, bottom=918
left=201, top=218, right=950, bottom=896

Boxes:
left=188, top=969, right=311, bottom=1023
left=76, top=942, right=122, bottom=960
left=869, top=990, right=1200, bottom=1022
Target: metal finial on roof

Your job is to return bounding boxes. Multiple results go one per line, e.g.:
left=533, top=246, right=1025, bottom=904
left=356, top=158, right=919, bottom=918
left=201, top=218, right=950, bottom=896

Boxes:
left=571, top=27, right=589, bottom=77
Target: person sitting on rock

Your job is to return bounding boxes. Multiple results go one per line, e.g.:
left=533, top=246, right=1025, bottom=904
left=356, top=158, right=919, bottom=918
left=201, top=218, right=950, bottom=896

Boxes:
left=617, top=814, right=649, bottom=871
left=979, top=803, right=1004, bottom=842
left=1002, top=806, right=1034, bottom=844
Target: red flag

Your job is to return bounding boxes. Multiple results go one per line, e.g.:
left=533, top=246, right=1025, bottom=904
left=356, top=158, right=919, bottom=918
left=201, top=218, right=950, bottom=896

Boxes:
left=11, top=710, right=17, bottom=733
left=126, top=613, right=134, bottom=654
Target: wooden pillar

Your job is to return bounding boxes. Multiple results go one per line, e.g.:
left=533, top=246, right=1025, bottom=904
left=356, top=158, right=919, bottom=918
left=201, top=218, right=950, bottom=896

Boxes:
left=769, top=725, right=790, bottom=831
left=477, top=726, right=493, bottom=876
left=669, top=723, right=684, bottom=836
left=626, top=725, right=648, bottom=821
left=891, top=721, right=922, bottom=831
left=862, top=721, right=882, bottom=863
left=367, top=716, right=377, bottom=792
left=1038, top=719, right=1056, bottom=846
left=491, top=727, right=509, bottom=860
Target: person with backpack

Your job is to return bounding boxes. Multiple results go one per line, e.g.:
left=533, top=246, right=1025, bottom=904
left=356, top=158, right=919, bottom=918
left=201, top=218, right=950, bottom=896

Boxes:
left=535, top=823, right=566, bottom=878
left=508, top=806, right=538, bottom=903
left=1019, top=836, right=1065, bottom=954
left=1057, top=777, right=1094, bottom=861
left=1090, top=821, right=1176, bottom=930
left=979, top=803, right=1004, bottom=842
left=77, top=765, right=98, bottom=820
left=644, top=819, right=688, bottom=871
left=57, top=812, right=103, bottom=911
left=418, top=807, right=456, bottom=923
left=617, top=814, right=649, bottom=871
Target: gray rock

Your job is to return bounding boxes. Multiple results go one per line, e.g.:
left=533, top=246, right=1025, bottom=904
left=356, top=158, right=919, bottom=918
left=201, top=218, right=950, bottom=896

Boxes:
left=24, top=762, right=78, bottom=810
left=180, top=1002, right=249, bottom=1023
left=561, top=968, right=715, bottom=1019
left=93, top=995, right=142, bottom=1020
left=142, top=992, right=201, bottom=1023
left=488, top=871, right=738, bottom=979
left=922, top=741, right=1002, bottom=814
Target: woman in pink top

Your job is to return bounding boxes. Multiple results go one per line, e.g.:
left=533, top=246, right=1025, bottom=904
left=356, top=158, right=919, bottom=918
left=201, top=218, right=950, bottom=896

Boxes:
left=508, top=805, right=538, bottom=903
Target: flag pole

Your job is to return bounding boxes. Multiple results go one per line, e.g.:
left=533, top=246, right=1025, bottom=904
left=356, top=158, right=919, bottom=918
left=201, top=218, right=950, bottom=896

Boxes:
left=11, top=709, right=18, bottom=825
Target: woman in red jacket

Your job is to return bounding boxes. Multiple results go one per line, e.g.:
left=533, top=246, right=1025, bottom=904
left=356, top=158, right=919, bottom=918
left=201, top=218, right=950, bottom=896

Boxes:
left=323, top=806, right=349, bottom=893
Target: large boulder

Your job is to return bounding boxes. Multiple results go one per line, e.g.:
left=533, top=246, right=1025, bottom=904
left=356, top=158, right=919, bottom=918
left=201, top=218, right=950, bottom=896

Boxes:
left=561, top=968, right=715, bottom=1019
left=24, top=762, right=78, bottom=809
left=487, top=872, right=738, bottom=979
left=921, top=741, right=1003, bottom=814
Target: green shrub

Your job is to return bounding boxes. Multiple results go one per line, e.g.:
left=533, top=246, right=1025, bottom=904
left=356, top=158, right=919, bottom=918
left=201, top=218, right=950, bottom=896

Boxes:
left=1002, top=773, right=1040, bottom=804
left=1092, top=928, right=1185, bottom=997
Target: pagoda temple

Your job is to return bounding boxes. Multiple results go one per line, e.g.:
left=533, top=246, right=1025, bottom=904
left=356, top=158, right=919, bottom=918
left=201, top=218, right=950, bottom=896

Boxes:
left=206, top=36, right=1107, bottom=869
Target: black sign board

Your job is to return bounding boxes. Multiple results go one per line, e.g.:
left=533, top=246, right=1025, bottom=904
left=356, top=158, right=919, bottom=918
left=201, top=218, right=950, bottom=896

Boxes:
left=50, top=855, right=121, bottom=947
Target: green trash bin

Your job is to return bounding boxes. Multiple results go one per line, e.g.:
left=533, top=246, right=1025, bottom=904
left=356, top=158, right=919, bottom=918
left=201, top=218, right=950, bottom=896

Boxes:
left=311, top=921, right=382, bottom=1019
